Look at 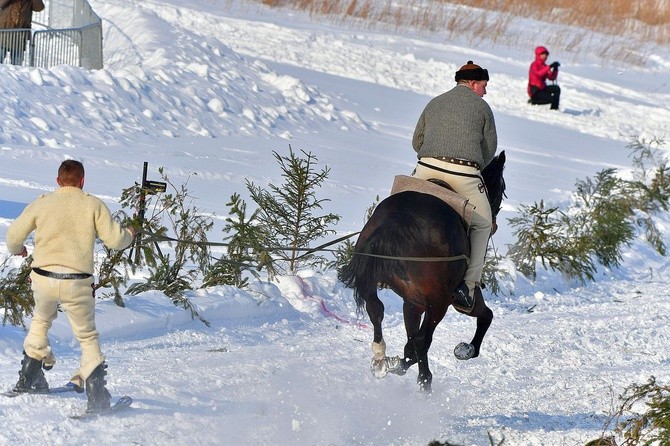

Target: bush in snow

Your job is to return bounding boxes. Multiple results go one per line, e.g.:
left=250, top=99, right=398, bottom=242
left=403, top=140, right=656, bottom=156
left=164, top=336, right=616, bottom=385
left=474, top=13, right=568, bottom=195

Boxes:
left=85, top=147, right=340, bottom=326
left=626, top=136, right=670, bottom=256
left=568, top=168, right=636, bottom=269
left=123, top=169, right=212, bottom=325
left=0, top=256, right=34, bottom=328
left=507, top=199, right=597, bottom=282
left=246, top=146, right=340, bottom=277
left=507, top=135, right=669, bottom=283
left=599, top=376, right=670, bottom=446
left=202, top=192, right=265, bottom=289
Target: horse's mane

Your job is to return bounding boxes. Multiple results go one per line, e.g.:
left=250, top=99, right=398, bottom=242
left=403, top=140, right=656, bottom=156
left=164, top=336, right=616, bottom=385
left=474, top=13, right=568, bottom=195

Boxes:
left=481, top=150, right=507, bottom=218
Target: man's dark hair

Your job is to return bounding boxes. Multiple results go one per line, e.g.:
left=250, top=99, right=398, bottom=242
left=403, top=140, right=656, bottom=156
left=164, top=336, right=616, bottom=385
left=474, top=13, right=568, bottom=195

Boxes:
left=58, top=160, right=85, bottom=186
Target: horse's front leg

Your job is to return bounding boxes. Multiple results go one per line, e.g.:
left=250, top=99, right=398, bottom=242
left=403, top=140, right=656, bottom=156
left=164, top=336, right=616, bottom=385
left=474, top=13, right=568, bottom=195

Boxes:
left=389, top=302, right=422, bottom=377
left=414, top=330, right=432, bottom=392
left=454, top=287, right=493, bottom=360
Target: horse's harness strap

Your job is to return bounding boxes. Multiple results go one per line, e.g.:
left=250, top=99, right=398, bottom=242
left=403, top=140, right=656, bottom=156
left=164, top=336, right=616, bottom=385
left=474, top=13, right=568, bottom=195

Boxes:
left=417, top=161, right=482, bottom=179
left=355, top=252, right=470, bottom=263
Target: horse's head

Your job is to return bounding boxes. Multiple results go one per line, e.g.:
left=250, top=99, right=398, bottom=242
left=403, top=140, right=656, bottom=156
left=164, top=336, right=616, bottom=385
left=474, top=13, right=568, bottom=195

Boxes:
left=481, top=150, right=507, bottom=220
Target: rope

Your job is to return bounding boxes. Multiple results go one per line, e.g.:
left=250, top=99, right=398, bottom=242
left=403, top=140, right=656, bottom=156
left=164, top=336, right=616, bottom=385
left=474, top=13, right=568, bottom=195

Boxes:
left=138, top=229, right=469, bottom=263
left=139, top=229, right=356, bottom=253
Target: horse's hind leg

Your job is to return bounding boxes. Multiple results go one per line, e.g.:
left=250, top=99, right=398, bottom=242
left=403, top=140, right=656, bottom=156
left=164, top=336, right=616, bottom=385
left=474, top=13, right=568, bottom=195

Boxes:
left=454, top=287, right=493, bottom=360
left=364, top=291, right=391, bottom=378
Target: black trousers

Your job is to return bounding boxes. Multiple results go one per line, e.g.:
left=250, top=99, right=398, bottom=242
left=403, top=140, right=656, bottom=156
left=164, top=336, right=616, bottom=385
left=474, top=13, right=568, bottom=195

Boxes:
left=530, top=85, right=561, bottom=109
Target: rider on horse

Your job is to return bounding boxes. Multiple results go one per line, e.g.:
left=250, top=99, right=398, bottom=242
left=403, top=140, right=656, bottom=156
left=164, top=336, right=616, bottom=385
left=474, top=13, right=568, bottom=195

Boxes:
left=411, top=60, right=498, bottom=311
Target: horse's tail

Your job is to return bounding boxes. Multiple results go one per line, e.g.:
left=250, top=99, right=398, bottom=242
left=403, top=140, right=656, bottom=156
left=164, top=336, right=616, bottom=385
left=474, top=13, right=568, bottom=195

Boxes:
left=339, top=224, right=408, bottom=311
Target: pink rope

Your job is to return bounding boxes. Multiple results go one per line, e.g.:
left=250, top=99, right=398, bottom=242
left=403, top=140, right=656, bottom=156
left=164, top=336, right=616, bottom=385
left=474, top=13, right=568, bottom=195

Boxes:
left=295, top=276, right=369, bottom=329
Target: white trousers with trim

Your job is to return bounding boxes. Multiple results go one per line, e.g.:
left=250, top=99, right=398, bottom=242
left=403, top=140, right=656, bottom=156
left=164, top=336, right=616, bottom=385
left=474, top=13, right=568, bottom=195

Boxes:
left=413, top=158, right=492, bottom=285
left=25, top=269, right=105, bottom=386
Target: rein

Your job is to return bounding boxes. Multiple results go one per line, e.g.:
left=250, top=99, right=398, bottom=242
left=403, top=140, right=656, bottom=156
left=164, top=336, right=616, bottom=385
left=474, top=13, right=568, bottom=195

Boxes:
left=355, top=252, right=469, bottom=263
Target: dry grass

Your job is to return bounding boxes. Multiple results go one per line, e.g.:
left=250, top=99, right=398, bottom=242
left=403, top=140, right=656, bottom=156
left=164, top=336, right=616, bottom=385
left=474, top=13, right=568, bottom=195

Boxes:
left=442, top=0, right=670, bottom=42
left=254, top=0, right=670, bottom=66
left=483, top=0, right=669, bottom=27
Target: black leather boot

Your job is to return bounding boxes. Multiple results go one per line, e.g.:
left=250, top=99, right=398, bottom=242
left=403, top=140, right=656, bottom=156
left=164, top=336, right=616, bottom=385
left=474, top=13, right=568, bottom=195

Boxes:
left=13, top=352, right=49, bottom=393
left=452, top=281, right=477, bottom=312
left=85, top=362, right=111, bottom=413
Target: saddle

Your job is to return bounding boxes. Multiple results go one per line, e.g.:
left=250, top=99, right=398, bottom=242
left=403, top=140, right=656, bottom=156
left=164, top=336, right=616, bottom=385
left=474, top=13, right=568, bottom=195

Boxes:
left=390, top=175, right=474, bottom=227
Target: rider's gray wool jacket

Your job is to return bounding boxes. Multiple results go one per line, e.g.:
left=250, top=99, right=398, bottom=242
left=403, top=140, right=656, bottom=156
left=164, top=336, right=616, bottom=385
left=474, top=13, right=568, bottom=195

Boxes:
left=412, top=84, right=497, bottom=169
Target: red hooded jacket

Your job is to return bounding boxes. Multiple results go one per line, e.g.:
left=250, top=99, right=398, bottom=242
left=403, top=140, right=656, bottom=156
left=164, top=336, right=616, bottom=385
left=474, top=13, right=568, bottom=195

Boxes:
left=528, top=46, right=558, bottom=97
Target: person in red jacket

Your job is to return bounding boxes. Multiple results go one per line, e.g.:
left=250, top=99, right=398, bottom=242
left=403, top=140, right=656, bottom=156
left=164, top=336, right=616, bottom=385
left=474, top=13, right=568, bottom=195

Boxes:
left=528, top=46, right=560, bottom=110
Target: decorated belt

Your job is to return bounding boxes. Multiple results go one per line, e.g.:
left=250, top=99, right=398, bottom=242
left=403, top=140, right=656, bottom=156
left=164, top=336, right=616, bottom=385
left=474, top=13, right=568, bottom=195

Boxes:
left=32, top=267, right=93, bottom=280
left=434, top=157, right=480, bottom=170
left=418, top=161, right=482, bottom=179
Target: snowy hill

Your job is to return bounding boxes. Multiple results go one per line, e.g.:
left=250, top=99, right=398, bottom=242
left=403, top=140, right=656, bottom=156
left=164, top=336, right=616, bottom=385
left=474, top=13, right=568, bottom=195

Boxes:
left=0, top=0, right=669, bottom=444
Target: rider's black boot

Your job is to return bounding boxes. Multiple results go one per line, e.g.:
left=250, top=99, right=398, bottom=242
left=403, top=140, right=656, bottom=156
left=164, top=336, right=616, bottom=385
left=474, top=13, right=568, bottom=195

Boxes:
left=453, top=281, right=477, bottom=312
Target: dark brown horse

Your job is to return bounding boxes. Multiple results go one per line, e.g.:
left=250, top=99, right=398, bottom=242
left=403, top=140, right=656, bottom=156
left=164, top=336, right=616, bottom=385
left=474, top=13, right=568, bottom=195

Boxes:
left=340, top=151, right=506, bottom=391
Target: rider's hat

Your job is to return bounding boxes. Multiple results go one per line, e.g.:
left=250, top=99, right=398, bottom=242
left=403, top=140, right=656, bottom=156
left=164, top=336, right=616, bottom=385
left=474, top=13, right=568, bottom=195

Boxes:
left=455, top=61, right=489, bottom=82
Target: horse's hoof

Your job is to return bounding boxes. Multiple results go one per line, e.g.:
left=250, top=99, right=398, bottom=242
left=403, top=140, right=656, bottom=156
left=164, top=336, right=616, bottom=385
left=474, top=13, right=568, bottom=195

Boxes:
left=454, top=342, right=475, bottom=360
left=386, top=356, right=406, bottom=376
left=418, top=378, right=432, bottom=393
left=371, top=358, right=389, bottom=378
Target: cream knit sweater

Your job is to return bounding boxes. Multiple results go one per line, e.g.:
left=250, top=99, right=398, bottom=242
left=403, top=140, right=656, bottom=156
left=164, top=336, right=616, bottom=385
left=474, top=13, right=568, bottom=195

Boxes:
left=6, top=186, right=132, bottom=274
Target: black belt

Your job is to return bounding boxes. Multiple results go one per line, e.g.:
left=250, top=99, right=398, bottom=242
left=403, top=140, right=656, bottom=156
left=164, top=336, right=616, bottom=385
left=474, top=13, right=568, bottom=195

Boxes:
left=433, top=157, right=480, bottom=170
left=32, top=267, right=92, bottom=280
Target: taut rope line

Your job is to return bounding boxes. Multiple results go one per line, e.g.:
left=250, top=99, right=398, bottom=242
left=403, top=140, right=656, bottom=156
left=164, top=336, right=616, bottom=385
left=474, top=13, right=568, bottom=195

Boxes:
left=138, top=229, right=470, bottom=263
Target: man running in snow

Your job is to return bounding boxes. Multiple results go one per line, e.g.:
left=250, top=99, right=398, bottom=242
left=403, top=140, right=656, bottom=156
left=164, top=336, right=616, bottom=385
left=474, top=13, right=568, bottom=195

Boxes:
left=5, top=159, right=135, bottom=413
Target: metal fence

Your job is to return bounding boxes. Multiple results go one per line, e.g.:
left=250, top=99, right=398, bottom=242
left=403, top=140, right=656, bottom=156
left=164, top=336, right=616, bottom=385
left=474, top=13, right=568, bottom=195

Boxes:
left=0, top=0, right=102, bottom=69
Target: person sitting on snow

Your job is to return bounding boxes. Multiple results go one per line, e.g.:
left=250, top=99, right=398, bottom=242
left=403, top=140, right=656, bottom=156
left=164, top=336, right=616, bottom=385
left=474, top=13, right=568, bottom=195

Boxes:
left=528, top=46, right=561, bottom=110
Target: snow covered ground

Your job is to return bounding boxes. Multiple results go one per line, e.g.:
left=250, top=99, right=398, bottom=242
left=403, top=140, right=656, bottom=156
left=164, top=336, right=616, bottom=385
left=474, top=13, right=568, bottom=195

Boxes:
left=0, top=0, right=669, bottom=444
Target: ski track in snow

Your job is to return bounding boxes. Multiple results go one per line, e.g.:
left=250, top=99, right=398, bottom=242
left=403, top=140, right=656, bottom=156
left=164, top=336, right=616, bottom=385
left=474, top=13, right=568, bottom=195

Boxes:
left=0, top=0, right=669, bottom=444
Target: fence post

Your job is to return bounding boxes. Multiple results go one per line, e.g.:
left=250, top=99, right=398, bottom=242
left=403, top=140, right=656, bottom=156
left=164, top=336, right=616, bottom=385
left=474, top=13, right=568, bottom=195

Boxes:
left=29, top=30, right=35, bottom=67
